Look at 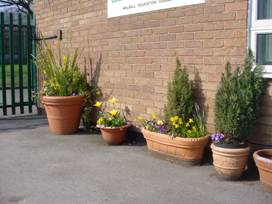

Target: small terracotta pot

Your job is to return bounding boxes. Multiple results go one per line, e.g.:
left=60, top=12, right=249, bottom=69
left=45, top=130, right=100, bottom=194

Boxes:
left=253, top=149, right=272, bottom=192
left=100, top=124, right=130, bottom=145
left=211, top=143, right=250, bottom=180
left=142, top=128, right=210, bottom=165
left=42, top=96, right=85, bottom=135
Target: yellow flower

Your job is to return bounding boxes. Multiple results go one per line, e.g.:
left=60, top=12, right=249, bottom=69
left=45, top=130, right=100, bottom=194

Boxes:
left=175, top=124, right=179, bottom=129
left=94, top=101, right=103, bottom=108
left=189, top=118, right=194, bottom=124
left=157, top=120, right=164, bottom=125
left=186, top=123, right=190, bottom=128
left=108, top=97, right=118, bottom=104
left=192, top=126, right=197, bottom=131
left=63, top=55, right=68, bottom=63
left=108, top=117, right=113, bottom=121
left=170, top=116, right=179, bottom=122
left=178, top=118, right=183, bottom=125
left=151, top=113, right=157, bottom=120
left=110, top=109, right=119, bottom=117
left=97, top=117, right=105, bottom=125
left=145, top=124, right=152, bottom=130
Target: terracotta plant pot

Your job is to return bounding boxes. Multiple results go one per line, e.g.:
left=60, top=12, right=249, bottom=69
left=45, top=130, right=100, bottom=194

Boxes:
left=253, top=149, right=272, bottom=192
left=42, top=96, right=85, bottom=135
left=100, top=124, right=130, bottom=145
left=142, top=128, right=210, bottom=165
left=211, top=143, right=250, bottom=180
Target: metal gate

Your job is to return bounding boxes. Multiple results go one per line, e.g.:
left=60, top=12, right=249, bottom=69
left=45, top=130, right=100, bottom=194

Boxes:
left=0, top=12, right=37, bottom=116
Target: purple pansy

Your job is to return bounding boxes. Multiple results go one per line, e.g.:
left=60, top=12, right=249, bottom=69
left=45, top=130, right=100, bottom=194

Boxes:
left=146, top=120, right=167, bottom=134
left=71, top=92, right=77, bottom=96
left=211, top=133, right=225, bottom=143
left=155, top=124, right=167, bottom=134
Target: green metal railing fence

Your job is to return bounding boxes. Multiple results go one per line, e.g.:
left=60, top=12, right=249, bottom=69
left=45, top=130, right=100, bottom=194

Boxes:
left=0, top=12, right=37, bottom=115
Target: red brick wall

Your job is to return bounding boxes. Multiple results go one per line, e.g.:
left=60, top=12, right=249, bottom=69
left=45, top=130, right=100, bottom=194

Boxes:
left=34, top=0, right=272, bottom=145
left=253, top=82, right=272, bottom=146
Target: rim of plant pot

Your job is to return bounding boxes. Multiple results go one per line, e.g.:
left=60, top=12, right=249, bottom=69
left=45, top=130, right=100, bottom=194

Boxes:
left=142, top=127, right=210, bottom=165
left=141, top=127, right=210, bottom=142
left=211, top=143, right=250, bottom=154
left=42, top=95, right=85, bottom=104
left=213, top=142, right=248, bottom=149
left=254, top=149, right=272, bottom=164
left=98, top=123, right=131, bottom=130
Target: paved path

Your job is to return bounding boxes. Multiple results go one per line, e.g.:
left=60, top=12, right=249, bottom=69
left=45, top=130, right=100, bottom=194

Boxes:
left=0, top=115, right=271, bottom=204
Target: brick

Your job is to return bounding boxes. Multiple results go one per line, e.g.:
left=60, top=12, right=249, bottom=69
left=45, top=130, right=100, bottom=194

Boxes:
left=194, top=31, right=213, bottom=40
left=159, top=34, right=176, bottom=41
left=184, top=24, right=203, bottom=32
left=225, top=2, right=247, bottom=12
left=35, top=0, right=272, bottom=143
left=185, top=40, right=203, bottom=48
left=176, top=32, right=194, bottom=40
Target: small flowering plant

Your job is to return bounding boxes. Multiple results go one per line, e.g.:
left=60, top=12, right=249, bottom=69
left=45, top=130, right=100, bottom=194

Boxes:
left=211, top=133, right=225, bottom=144
left=138, top=110, right=206, bottom=138
left=168, top=115, right=203, bottom=138
left=137, top=113, right=168, bottom=134
left=36, top=39, right=88, bottom=97
left=94, top=97, right=127, bottom=128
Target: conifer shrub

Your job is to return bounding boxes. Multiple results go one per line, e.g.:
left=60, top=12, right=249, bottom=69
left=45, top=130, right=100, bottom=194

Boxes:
left=164, top=58, right=194, bottom=120
left=138, top=58, right=206, bottom=138
left=215, top=50, right=265, bottom=142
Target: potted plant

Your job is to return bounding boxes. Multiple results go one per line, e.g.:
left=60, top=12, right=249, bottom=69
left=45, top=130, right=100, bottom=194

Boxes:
left=211, top=50, right=265, bottom=180
left=253, top=149, right=272, bottom=192
left=95, top=97, right=130, bottom=145
left=139, top=59, right=209, bottom=165
left=82, top=85, right=102, bottom=131
left=36, top=40, right=88, bottom=135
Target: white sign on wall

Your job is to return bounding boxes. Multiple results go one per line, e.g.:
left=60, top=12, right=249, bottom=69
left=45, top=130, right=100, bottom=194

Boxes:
left=108, top=0, right=205, bottom=18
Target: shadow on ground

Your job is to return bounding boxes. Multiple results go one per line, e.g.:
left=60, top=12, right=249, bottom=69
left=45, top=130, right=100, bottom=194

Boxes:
left=0, top=115, right=48, bottom=133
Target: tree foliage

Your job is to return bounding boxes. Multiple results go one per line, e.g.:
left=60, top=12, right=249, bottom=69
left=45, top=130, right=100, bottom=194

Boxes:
left=164, top=58, right=194, bottom=120
left=215, top=50, right=265, bottom=141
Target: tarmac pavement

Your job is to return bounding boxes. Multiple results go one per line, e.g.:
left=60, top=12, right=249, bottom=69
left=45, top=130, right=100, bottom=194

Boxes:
left=0, top=115, right=271, bottom=204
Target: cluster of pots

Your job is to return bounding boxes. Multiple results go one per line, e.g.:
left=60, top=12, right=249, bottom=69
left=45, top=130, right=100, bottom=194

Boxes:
left=42, top=95, right=272, bottom=193
left=42, top=95, right=131, bottom=144
left=143, top=129, right=272, bottom=192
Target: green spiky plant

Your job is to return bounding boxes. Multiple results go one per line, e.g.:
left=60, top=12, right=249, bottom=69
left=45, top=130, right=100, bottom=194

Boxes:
left=36, top=39, right=88, bottom=96
left=164, top=58, right=194, bottom=120
left=215, top=50, right=265, bottom=142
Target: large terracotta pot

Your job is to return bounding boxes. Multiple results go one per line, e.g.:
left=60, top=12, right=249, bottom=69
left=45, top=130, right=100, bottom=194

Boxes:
left=100, top=124, right=130, bottom=145
left=211, top=143, right=250, bottom=180
left=142, top=128, right=210, bottom=165
left=253, top=149, right=272, bottom=192
left=42, top=96, right=85, bottom=135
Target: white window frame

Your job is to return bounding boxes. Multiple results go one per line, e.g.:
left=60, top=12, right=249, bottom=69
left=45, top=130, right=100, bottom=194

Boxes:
left=249, top=0, right=272, bottom=78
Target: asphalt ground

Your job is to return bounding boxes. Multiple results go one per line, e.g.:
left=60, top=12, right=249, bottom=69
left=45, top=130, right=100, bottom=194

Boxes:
left=0, top=115, right=271, bottom=204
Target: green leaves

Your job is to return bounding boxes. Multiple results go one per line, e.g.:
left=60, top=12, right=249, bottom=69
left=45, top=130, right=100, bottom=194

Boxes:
left=164, top=58, right=194, bottom=120
left=36, top=40, right=88, bottom=96
left=164, top=58, right=206, bottom=138
left=215, top=50, right=265, bottom=141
